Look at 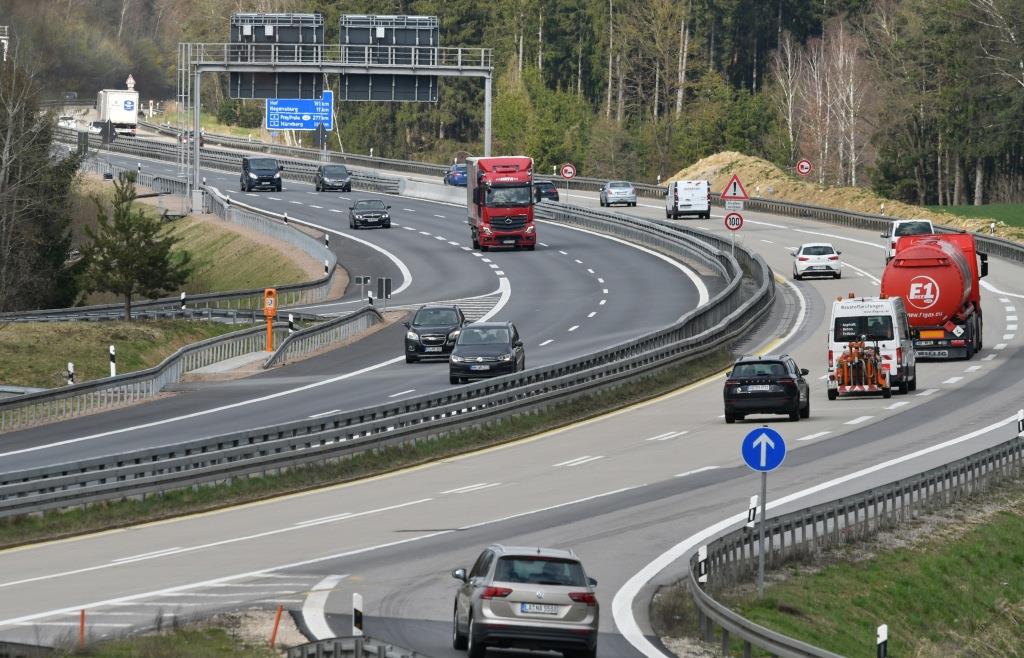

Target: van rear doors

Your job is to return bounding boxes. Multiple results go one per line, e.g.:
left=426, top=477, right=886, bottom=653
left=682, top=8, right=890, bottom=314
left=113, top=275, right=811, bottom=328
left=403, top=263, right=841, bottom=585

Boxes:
left=666, top=180, right=711, bottom=219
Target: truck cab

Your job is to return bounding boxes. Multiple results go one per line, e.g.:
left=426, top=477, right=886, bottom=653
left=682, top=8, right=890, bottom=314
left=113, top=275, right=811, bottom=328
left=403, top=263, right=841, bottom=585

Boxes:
left=466, top=156, right=536, bottom=251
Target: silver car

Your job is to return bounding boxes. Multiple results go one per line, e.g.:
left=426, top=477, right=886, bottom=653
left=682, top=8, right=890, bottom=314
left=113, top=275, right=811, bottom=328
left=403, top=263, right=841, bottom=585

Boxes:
left=452, top=545, right=599, bottom=658
left=599, top=180, right=636, bottom=207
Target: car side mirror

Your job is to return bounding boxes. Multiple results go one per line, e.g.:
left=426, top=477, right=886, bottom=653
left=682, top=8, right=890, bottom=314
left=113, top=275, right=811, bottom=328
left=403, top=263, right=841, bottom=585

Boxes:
left=514, top=340, right=523, bottom=348
left=452, top=568, right=467, bottom=582
left=279, top=165, right=285, bottom=171
left=800, top=368, right=809, bottom=376
left=837, top=251, right=842, bottom=255
left=790, top=250, right=797, bottom=256
left=403, top=322, right=410, bottom=329
left=880, top=232, right=887, bottom=238
left=386, top=205, right=392, bottom=210
left=588, top=577, right=598, bottom=587
left=725, top=371, right=731, bottom=377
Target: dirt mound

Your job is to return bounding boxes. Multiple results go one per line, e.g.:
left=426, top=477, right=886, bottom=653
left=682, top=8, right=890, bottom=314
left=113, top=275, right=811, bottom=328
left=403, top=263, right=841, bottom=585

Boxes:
left=669, top=152, right=1015, bottom=239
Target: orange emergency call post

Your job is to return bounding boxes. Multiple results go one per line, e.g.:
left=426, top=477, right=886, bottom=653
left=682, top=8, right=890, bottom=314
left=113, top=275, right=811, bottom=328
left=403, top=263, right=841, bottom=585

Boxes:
left=263, top=288, right=278, bottom=352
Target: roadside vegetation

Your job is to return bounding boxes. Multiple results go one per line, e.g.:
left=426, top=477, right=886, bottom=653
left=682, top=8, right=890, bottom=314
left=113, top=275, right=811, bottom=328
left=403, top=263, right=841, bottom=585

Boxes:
left=0, top=350, right=730, bottom=548
left=927, top=204, right=1024, bottom=230
left=653, top=480, right=1024, bottom=658
left=58, top=626, right=280, bottom=658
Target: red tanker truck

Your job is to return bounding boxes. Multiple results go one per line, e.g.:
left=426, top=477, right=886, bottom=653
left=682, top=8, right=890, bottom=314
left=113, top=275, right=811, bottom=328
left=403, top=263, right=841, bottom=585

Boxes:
left=466, top=156, right=537, bottom=251
left=879, top=233, right=989, bottom=359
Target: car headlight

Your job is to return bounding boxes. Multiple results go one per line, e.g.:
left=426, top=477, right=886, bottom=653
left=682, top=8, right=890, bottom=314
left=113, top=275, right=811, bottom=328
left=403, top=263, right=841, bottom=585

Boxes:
left=406, top=331, right=419, bottom=341
left=447, top=329, right=461, bottom=341
left=525, top=225, right=536, bottom=234
left=481, top=226, right=493, bottom=235
left=499, top=354, right=513, bottom=362
left=274, top=171, right=281, bottom=178
left=382, top=213, right=390, bottom=220
left=450, top=355, right=463, bottom=363
left=248, top=172, right=257, bottom=179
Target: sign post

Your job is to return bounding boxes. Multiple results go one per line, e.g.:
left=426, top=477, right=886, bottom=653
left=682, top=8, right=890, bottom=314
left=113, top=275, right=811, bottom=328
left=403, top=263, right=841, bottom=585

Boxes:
left=724, top=212, right=744, bottom=257
left=740, top=426, right=786, bottom=598
left=796, top=158, right=813, bottom=177
left=263, top=288, right=278, bottom=352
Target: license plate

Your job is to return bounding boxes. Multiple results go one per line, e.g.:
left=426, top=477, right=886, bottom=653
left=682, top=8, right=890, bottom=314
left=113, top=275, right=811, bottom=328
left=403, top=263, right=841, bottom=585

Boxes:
left=470, top=364, right=490, bottom=371
left=424, top=346, right=442, bottom=353
left=918, top=350, right=949, bottom=358
left=521, top=603, right=559, bottom=615
left=503, top=239, right=516, bottom=244
left=746, top=385, right=771, bottom=392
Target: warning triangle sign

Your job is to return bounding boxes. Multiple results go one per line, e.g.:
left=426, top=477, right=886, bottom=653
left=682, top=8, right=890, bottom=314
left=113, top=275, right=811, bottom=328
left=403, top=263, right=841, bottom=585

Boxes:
left=721, top=174, right=749, bottom=201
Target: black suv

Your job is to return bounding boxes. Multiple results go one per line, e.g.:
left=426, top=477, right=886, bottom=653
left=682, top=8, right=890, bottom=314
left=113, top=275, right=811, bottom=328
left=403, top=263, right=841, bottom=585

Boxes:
left=723, top=355, right=810, bottom=423
left=240, top=156, right=283, bottom=192
left=533, top=179, right=560, bottom=202
left=315, top=164, right=352, bottom=192
left=405, top=304, right=466, bottom=363
left=449, top=321, right=525, bottom=385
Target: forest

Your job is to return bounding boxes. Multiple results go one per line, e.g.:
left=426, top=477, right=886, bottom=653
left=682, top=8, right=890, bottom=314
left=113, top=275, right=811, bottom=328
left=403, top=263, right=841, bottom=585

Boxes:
left=7, top=0, right=1024, bottom=206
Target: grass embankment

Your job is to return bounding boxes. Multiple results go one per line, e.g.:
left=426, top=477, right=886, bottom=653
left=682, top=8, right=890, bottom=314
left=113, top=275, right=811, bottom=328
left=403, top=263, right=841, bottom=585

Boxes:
left=0, top=350, right=731, bottom=548
left=928, top=203, right=1024, bottom=229
left=653, top=484, right=1024, bottom=658
left=58, top=627, right=279, bottom=658
left=0, top=322, right=241, bottom=389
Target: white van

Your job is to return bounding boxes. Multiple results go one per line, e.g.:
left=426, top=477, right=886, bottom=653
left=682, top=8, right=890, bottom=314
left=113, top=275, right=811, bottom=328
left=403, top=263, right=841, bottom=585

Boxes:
left=665, top=180, right=711, bottom=219
left=881, top=219, right=934, bottom=261
left=827, top=295, right=917, bottom=397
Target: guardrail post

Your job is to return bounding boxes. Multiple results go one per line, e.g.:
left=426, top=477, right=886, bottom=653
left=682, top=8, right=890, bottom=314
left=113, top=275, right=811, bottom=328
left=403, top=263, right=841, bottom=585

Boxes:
left=721, top=628, right=730, bottom=655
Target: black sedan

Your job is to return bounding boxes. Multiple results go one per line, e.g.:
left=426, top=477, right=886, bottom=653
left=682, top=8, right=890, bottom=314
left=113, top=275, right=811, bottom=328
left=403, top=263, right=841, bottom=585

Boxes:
left=449, top=321, right=525, bottom=384
left=349, top=199, right=391, bottom=229
left=723, top=355, right=810, bottom=423
left=533, top=179, right=560, bottom=202
left=315, top=164, right=352, bottom=192
left=405, top=304, right=466, bottom=363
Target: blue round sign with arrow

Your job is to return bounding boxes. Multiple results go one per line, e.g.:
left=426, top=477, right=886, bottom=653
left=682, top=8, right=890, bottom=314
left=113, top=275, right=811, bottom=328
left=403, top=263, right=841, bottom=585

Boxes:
left=741, top=427, right=786, bottom=472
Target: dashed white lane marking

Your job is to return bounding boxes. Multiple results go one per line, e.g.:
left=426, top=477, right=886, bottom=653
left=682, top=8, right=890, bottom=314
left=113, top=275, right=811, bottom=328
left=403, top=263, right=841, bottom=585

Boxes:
left=448, top=241, right=460, bottom=246
left=674, top=466, right=719, bottom=478
left=796, top=431, right=831, bottom=442
left=916, top=388, right=938, bottom=396
left=329, top=208, right=342, bottom=213
left=112, top=548, right=183, bottom=563
left=646, top=431, right=689, bottom=442
left=568, top=325, right=579, bottom=332
left=461, top=246, right=472, bottom=251
left=481, top=258, right=492, bottom=263
left=559, top=250, right=568, bottom=255
left=303, top=575, right=349, bottom=640
left=942, top=376, right=963, bottom=384
left=1003, top=334, right=1015, bottom=340
left=574, top=259, right=583, bottom=264
left=489, top=264, right=499, bottom=269
left=587, top=311, right=597, bottom=318
left=338, top=196, right=351, bottom=201
left=554, top=455, right=604, bottom=467
left=268, top=196, right=282, bottom=200
left=289, top=201, right=303, bottom=205
left=307, top=192, right=318, bottom=195
left=388, top=389, right=416, bottom=398
left=965, top=365, right=982, bottom=373
left=983, top=354, right=997, bottom=361
left=598, top=277, right=605, bottom=283
left=1008, top=315, right=1018, bottom=322
left=845, top=415, right=874, bottom=425
left=1006, top=306, right=1016, bottom=312
left=434, top=236, right=446, bottom=241
left=403, top=226, right=416, bottom=231
left=539, top=339, right=554, bottom=347
left=434, top=214, right=446, bottom=218
left=885, top=401, right=909, bottom=410
left=818, top=375, right=828, bottom=380
left=441, top=482, right=501, bottom=494
left=999, top=297, right=1010, bottom=303
left=419, top=231, right=431, bottom=236
left=309, top=205, right=323, bottom=209
left=587, top=268, right=595, bottom=274
left=308, top=409, right=342, bottom=418
left=403, top=208, right=416, bottom=212
left=1007, top=324, right=1018, bottom=331
left=995, top=343, right=1008, bottom=350
left=602, top=288, right=609, bottom=294
left=246, top=193, right=258, bottom=197
left=294, top=499, right=431, bottom=528
left=472, top=253, right=483, bottom=257
left=495, top=270, right=505, bottom=276
left=599, top=299, right=607, bottom=306
left=539, top=242, right=549, bottom=247
left=761, top=239, right=775, bottom=244
left=843, top=262, right=880, bottom=283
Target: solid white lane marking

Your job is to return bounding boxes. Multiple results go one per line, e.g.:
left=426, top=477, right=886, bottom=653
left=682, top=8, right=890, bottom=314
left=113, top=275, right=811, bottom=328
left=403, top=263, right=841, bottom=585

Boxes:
left=674, top=466, right=719, bottom=478
left=965, top=366, right=982, bottom=373
left=441, top=482, right=489, bottom=494
left=303, top=575, right=348, bottom=640
left=388, top=389, right=416, bottom=398
left=308, top=409, right=342, bottom=419
left=111, top=548, right=183, bottom=564
left=19, top=622, right=131, bottom=628
left=587, top=311, right=597, bottom=318
left=796, top=431, right=831, bottom=442
left=793, top=228, right=885, bottom=250
left=885, top=401, right=909, bottom=410
left=614, top=412, right=1022, bottom=657
left=441, top=482, right=501, bottom=495
left=568, top=325, right=579, bottom=332
left=981, top=280, right=1024, bottom=300
left=995, top=343, right=1008, bottom=350
left=539, top=339, right=554, bottom=347
left=645, top=432, right=677, bottom=442
left=845, top=416, right=874, bottom=425
left=943, top=376, right=963, bottom=384
left=744, top=219, right=788, bottom=229
left=916, top=388, right=938, bottom=396
left=294, top=499, right=432, bottom=529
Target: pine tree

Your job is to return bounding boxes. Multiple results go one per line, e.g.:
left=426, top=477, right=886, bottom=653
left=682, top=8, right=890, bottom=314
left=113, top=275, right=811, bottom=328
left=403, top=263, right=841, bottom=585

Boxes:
left=79, top=174, right=192, bottom=321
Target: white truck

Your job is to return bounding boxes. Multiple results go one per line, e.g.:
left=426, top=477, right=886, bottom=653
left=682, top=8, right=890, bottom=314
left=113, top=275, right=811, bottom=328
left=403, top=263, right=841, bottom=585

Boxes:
left=96, top=89, right=139, bottom=136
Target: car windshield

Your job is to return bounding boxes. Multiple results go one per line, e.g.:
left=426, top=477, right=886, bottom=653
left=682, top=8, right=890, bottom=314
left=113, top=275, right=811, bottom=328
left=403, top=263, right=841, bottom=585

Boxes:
left=414, top=308, right=459, bottom=326
left=494, top=557, right=587, bottom=586
left=800, top=246, right=835, bottom=256
left=323, top=166, right=349, bottom=176
left=731, top=362, right=787, bottom=378
left=452, top=164, right=466, bottom=173
left=894, top=221, right=933, bottom=236
left=535, top=181, right=554, bottom=189
left=485, top=185, right=532, bottom=207
left=609, top=181, right=632, bottom=189
left=459, top=327, right=510, bottom=345
left=249, top=158, right=278, bottom=170
left=354, top=200, right=385, bottom=211
left=834, top=316, right=894, bottom=341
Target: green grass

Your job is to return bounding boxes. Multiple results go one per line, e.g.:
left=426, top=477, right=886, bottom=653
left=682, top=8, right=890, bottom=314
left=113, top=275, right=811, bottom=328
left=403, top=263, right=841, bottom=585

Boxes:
left=60, top=626, right=279, bottom=658
left=0, top=321, right=243, bottom=388
left=927, top=203, right=1024, bottom=228
left=159, top=110, right=255, bottom=138
left=0, top=350, right=731, bottom=548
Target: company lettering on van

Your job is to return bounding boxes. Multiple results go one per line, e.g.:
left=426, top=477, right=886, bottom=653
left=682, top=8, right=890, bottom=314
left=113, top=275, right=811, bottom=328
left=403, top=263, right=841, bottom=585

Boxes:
left=907, top=275, right=939, bottom=310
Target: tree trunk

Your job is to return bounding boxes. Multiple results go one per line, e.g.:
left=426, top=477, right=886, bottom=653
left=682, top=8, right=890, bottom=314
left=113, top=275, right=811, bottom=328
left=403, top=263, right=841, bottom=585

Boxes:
left=676, top=1, right=691, bottom=115
left=537, top=7, right=543, bottom=71
left=606, top=0, right=613, bottom=119
left=974, top=158, right=985, bottom=206
left=616, top=54, right=624, bottom=123
left=653, top=67, right=660, bottom=119
left=914, top=162, right=926, bottom=205
left=118, top=0, right=131, bottom=42
left=518, top=32, right=524, bottom=75
left=937, top=137, right=944, bottom=206
left=954, top=155, right=964, bottom=205
left=752, top=37, right=758, bottom=93
left=577, top=47, right=583, bottom=95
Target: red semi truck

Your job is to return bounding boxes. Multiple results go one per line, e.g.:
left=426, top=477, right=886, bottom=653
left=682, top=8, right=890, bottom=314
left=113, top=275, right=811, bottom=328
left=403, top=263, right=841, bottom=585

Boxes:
left=879, top=233, right=989, bottom=359
left=466, top=156, right=537, bottom=251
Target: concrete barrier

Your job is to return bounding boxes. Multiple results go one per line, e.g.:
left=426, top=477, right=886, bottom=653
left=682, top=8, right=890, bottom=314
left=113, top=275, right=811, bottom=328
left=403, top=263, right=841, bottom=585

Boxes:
left=397, top=177, right=465, bottom=206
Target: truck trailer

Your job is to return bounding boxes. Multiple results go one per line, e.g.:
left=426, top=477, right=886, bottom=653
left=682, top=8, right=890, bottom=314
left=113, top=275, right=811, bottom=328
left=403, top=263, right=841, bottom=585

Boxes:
left=466, top=156, right=536, bottom=251
left=879, top=233, right=988, bottom=359
left=96, top=89, right=139, bottom=136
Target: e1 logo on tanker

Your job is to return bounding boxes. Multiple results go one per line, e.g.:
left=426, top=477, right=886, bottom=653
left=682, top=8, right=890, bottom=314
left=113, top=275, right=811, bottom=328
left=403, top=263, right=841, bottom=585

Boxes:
left=908, top=276, right=939, bottom=310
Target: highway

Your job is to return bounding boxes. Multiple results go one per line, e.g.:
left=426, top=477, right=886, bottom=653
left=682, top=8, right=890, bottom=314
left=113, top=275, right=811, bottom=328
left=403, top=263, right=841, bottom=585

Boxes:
left=1, top=148, right=1022, bottom=657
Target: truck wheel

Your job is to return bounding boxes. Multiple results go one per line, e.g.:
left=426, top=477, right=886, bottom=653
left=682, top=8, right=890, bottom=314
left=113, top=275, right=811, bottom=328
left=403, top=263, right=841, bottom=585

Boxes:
left=909, top=371, right=917, bottom=391
left=471, top=232, right=479, bottom=249
left=526, top=245, right=535, bottom=251
left=883, top=387, right=892, bottom=399
left=898, top=378, right=908, bottom=394
left=827, top=389, right=838, bottom=401
left=480, top=245, right=489, bottom=252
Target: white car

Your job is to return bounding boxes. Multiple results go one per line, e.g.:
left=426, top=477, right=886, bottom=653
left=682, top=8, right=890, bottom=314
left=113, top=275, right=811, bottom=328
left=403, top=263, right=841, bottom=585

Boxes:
left=881, top=219, right=934, bottom=261
left=792, top=243, right=842, bottom=280
left=57, top=116, right=76, bottom=129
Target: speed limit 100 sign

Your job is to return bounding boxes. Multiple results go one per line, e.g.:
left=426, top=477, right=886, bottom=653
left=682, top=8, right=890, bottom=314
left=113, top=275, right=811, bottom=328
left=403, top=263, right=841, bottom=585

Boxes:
left=796, top=159, right=812, bottom=176
left=724, top=212, right=744, bottom=231
left=560, top=163, right=577, bottom=179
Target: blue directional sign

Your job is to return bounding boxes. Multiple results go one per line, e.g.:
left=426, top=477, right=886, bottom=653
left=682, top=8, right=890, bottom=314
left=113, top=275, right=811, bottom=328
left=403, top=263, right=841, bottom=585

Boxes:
left=265, top=90, right=333, bottom=131
left=741, top=427, right=786, bottom=472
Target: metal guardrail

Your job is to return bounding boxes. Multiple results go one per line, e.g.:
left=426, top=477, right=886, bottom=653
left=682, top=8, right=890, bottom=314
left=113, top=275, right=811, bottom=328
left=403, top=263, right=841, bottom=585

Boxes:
left=266, top=306, right=384, bottom=368
left=287, top=635, right=425, bottom=658
left=0, top=203, right=773, bottom=516
left=685, top=423, right=1024, bottom=657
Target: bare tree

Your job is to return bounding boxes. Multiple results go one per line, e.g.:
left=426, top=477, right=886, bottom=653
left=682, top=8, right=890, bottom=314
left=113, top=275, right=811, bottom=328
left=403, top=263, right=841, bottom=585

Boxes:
left=606, top=0, right=614, bottom=119
left=675, top=0, right=692, bottom=115
left=117, top=0, right=132, bottom=42
left=829, top=24, right=869, bottom=186
left=800, top=37, right=832, bottom=185
left=971, top=0, right=1024, bottom=89
left=769, top=30, right=802, bottom=165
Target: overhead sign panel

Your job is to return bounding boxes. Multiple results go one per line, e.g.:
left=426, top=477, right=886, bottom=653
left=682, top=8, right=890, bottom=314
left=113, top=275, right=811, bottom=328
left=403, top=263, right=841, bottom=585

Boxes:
left=266, top=90, right=333, bottom=130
